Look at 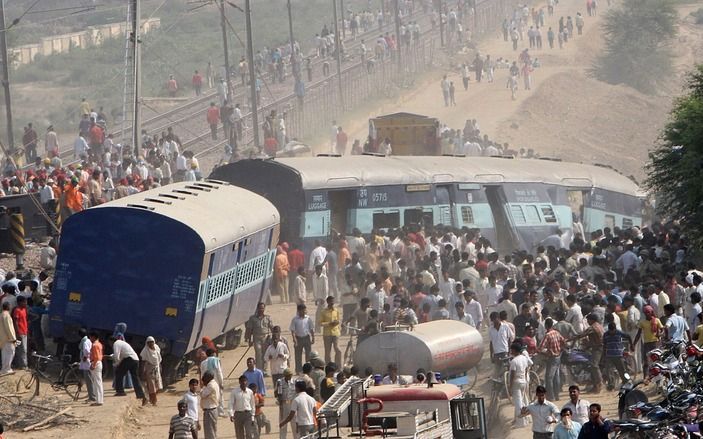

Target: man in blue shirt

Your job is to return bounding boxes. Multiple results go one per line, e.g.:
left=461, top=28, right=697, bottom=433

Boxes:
left=602, top=322, right=633, bottom=390
left=664, top=303, right=689, bottom=344
left=243, top=357, right=266, bottom=396
left=577, top=403, right=612, bottom=439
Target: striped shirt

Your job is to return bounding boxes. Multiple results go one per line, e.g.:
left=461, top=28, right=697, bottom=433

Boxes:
left=169, top=414, right=196, bottom=439
left=539, top=329, right=565, bottom=357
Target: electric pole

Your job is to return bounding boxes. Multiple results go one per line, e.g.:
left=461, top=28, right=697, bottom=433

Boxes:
left=219, top=0, right=234, bottom=148
left=439, top=0, right=445, bottom=47
left=339, top=0, right=345, bottom=39
left=332, top=0, right=345, bottom=110
left=393, top=0, right=401, bottom=73
left=0, top=0, right=15, bottom=153
left=244, top=0, right=260, bottom=152
left=130, top=0, right=142, bottom=158
left=286, top=0, right=296, bottom=76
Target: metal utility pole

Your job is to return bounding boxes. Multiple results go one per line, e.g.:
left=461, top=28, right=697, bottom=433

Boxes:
left=339, top=0, right=346, bottom=39
left=244, top=0, right=260, bottom=152
left=130, top=0, right=142, bottom=157
left=393, top=0, right=402, bottom=73
left=331, top=0, right=345, bottom=110
left=439, top=0, right=445, bottom=47
left=219, top=0, right=234, bottom=147
left=286, top=0, right=296, bottom=73
left=0, top=0, right=15, bottom=152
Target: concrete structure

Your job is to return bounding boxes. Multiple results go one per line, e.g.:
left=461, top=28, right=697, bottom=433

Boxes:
left=9, top=18, right=160, bottom=67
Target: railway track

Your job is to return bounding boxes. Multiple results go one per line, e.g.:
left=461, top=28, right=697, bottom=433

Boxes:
left=46, top=9, right=437, bottom=167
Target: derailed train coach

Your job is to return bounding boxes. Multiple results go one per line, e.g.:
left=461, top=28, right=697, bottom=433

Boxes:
left=49, top=180, right=280, bottom=378
left=210, top=155, right=643, bottom=255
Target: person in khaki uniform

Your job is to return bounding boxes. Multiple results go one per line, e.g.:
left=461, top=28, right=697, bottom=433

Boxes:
left=245, top=303, right=273, bottom=376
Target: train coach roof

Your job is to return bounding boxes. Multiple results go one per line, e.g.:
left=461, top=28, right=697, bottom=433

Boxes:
left=93, top=180, right=279, bottom=251
left=270, top=156, right=641, bottom=196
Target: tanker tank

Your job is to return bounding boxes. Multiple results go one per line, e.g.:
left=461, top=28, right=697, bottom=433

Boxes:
left=353, top=320, right=484, bottom=377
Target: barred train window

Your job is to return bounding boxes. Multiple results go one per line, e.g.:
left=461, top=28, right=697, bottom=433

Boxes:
left=541, top=206, right=558, bottom=223
left=461, top=206, right=474, bottom=224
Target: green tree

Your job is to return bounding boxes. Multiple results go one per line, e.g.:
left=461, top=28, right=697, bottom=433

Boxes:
left=645, top=65, right=703, bottom=244
left=591, top=0, right=678, bottom=93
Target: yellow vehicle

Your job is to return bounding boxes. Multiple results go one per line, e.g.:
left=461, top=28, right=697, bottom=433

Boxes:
left=368, top=112, right=441, bottom=155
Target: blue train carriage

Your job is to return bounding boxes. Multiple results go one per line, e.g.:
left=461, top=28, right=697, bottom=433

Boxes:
left=49, top=180, right=280, bottom=380
left=209, top=156, right=642, bottom=255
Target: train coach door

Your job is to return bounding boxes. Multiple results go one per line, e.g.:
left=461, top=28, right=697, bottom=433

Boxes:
left=328, top=190, right=354, bottom=236
left=484, top=185, right=519, bottom=254
left=436, top=185, right=455, bottom=227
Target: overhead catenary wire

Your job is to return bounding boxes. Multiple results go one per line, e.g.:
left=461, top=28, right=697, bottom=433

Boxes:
left=0, top=4, right=128, bottom=32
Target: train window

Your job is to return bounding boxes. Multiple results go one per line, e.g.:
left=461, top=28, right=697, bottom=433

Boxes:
left=622, top=217, right=633, bottom=229
left=373, top=211, right=400, bottom=229
left=510, top=205, right=526, bottom=225
left=461, top=206, right=474, bottom=224
left=404, top=208, right=423, bottom=226
left=540, top=205, right=558, bottom=223
left=525, top=205, right=540, bottom=224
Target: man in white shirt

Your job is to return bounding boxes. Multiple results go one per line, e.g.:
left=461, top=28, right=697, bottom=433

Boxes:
left=309, top=240, right=328, bottom=272
left=565, top=295, right=584, bottom=333
left=40, top=239, right=57, bottom=271
left=183, top=378, right=201, bottom=431
left=464, top=291, right=483, bottom=328
left=489, top=312, right=511, bottom=379
left=367, top=280, right=386, bottom=313
left=265, top=327, right=290, bottom=386
left=230, top=375, right=256, bottom=439
left=485, top=275, right=503, bottom=315
left=520, top=386, right=560, bottom=436
left=438, top=270, right=457, bottom=303
left=73, top=133, right=89, bottom=159
left=111, top=337, right=147, bottom=404
left=38, top=179, right=54, bottom=205
left=459, top=259, right=481, bottom=286
left=200, top=348, right=225, bottom=415
left=509, top=343, right=532, bottom=428
left=279, top=380, right=318, bottom=436
left=175, top=151, right=188, bottom=182
left=561, top=385, right=590, bottom=425
left=454, top=302, right=475, bottom=327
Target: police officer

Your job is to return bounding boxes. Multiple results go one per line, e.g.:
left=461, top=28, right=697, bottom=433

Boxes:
left=245, top=302, right=273, bottom=376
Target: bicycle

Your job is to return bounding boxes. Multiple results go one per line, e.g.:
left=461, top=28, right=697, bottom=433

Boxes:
left=343, top=324, right=360, bottom=366
left=16, top=352, right=85, bottom=401
left=486, top=357, right=511, bottom=426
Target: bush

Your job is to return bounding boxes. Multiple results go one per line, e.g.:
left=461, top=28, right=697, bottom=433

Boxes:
left=590, top=0, right=678, bottom=94
left=692, top=8, right=703, bottom=24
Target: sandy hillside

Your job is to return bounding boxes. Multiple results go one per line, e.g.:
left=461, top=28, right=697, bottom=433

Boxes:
left=336, top=0, right=703, bottom=183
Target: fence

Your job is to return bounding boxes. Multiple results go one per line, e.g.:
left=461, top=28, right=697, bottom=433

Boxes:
left=206, top=0, right=513, bottom=155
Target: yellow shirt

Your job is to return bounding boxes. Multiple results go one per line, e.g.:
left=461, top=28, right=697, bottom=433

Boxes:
left=320, top=307, right=341, bottom=337
left=638, top=317, right=663, bottom=343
